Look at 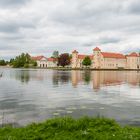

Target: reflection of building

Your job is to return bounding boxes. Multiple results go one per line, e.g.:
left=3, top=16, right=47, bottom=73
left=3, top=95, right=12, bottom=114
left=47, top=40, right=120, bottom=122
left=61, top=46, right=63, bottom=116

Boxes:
left=71, top=71, right=140, bottom=91
left=92, top=71, right=101, bottom=90
left=31, top=56, right=57, bottom=68
left=71, top=71, right=81, bottom=87
left=92, top=71, right=125, bottom=90
left=72, top=47, right=140, bottom=70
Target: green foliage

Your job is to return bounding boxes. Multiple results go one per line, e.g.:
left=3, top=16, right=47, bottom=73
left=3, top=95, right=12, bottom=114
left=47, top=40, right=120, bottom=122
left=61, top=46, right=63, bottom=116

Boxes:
left=32, top=61, right=37, bottom=67
left=0, top=60, right=7, bottom=66
left=9, top=58, right=14, bottom=66
left=0, top=117, right=140, bottom=140
left=24, top=63, right=29, bottom=68
left=11, top=53, right=36, bottom=68
left=52, top=51, right=59, bottom=58
left=82, top=56, right=92, bottom=67
left=30, top=60, right=37, bottom=67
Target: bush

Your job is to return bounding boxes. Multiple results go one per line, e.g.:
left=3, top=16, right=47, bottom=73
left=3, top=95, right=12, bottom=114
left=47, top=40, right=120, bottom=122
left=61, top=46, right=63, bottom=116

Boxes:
left=24, top=63, right=29, bottom=68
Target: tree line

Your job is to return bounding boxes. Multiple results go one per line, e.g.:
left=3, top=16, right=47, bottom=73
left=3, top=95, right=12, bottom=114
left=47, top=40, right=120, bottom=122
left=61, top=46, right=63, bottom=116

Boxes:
left=0, top=60, right=8, bottom=66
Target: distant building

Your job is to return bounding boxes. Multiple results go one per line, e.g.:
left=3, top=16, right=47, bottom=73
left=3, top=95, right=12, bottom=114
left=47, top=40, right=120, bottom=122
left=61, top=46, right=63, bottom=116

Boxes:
left=31, top=56, right=57, bottom=68
left=31, top=56, right=47, bottom=68
left=72, top=47, right=140, bottom=69
left=47, top=58, right=58, bottom=67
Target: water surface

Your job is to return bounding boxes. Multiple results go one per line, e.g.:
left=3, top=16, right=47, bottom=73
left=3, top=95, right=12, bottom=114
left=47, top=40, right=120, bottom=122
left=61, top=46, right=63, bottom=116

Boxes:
left=0, top=68, right=140, bottom=126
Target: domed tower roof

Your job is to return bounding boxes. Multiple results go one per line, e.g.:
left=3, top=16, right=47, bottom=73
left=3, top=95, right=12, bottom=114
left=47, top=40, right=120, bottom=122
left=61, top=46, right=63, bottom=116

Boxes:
left=72, top=50, right=78, bottom=53
left=127, top=52, right=138, bottom=57
left=93, top=47, right=101, bottom=51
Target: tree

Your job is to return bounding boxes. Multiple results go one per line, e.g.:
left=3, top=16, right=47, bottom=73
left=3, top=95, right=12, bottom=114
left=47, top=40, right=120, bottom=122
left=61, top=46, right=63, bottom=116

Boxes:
left=32, top=61, right=37, bottom=67
left=58, top=53, right=70, bottom=67
left=82, top=56, right=91, bottom=67
left=24, top=63, right=29, bottom=68
left=0, top=60, right=6, bottom=66
left=9, top=59, right=14, bottom=65
left=52, top=51, right=59, bottom=58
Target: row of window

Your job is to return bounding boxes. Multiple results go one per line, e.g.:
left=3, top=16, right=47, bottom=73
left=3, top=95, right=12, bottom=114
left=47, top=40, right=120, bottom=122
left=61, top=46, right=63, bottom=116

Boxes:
left=127, top=58, right=140, bottom=63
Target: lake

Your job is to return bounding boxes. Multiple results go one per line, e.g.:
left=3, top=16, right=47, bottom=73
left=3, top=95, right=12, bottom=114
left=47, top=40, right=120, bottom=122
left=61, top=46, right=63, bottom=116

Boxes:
left=0, top=68, right=140, bottom=126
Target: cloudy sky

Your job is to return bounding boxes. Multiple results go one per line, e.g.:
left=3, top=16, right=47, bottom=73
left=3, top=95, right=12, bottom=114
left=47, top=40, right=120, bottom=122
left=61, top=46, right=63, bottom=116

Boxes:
left=0, top=0, right=140, bottom=59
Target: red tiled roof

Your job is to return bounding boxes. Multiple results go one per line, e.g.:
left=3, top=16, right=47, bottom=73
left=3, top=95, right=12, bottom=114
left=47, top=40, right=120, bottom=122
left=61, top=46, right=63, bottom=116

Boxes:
left=127, top=52, right=139, bottom=57
left=93, top=47, right=101, bottom=51
left=31, top=56, right=47, bottom=61
left=90, top=55, right=94, bottom=59
left=78, top=54, right=93, bottom=59
left=101, top=52, right=126, bottom=59
left=47, top=58, right=57, bottom=62
left=72, top=50, right=78, bottom=53
left=78, top=55, right=86, bottom=59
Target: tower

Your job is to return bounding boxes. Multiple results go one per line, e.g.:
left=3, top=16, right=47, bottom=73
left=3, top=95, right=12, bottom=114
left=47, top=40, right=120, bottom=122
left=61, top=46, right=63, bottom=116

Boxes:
left=72, top=50, right=78, bottom=68
left=93, top=47, right=101, bottom=69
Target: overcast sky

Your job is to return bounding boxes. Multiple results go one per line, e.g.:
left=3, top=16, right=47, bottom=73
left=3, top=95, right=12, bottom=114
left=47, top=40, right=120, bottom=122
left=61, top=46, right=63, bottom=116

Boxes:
left=0, top=0, right=140, bottom=60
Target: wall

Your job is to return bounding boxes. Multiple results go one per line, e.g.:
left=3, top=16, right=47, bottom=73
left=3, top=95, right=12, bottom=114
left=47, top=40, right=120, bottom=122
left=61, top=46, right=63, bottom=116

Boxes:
left=126, top=57, right=139, bottom=69
left=103, top=58, right=126, bottom=69
left=47, top=61, right=57, bottom=67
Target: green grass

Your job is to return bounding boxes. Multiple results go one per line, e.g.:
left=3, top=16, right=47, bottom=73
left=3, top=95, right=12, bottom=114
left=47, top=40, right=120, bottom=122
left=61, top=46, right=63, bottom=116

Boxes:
left=0, top=117, right=140, bottom=140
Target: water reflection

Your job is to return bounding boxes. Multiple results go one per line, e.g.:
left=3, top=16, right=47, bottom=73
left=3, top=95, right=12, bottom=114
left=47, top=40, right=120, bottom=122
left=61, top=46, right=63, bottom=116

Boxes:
left=52, top=71, right=71, bottom=85
left=71, top=70, right=140, bottom=91
left=11, top=70, right=140, bottom=89
left=14, top=70, right=30, bottom=83
left=83, top=70, right=91, bottom=84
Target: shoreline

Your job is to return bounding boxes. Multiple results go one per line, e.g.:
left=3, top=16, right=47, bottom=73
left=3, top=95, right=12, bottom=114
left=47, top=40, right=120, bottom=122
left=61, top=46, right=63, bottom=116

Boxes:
left=1, top=66, right=140, bottom=71
left=47, top=67, right=140, bottom=71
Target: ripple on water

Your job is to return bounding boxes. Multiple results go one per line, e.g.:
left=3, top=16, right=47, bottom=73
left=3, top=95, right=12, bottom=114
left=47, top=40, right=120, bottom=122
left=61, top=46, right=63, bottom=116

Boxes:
left=99, top=107, right=105, bottom=110
left=53, top=113, right=60, bottom=116
left=81, top=106, right=87, bottom=109
left=66, top=111, right=73, bottom=114
left=66, top=107, right=77, bottom=110
left=56, top=109, right=65, bottom=112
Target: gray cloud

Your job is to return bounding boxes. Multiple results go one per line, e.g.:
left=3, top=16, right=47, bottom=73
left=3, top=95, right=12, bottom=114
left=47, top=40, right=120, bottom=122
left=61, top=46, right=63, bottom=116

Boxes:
left=0, top=20, right=36, bottom=33
left=99, top=36, right=121, bottom=44
left=127, top=0, right=140, bottom=14
left=0, top=0, right=29, bottom=8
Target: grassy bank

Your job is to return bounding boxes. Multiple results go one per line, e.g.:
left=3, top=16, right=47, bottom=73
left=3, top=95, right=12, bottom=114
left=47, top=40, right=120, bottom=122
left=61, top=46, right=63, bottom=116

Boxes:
left=0, top=117, right=140, bottom=140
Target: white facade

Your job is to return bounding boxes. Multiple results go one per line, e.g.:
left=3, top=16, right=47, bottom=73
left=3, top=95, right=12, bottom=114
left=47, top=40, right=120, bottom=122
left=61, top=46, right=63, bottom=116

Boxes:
left=37, top=57, right=48, bottom=68
left=47, top=60, right=57, bottom=67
